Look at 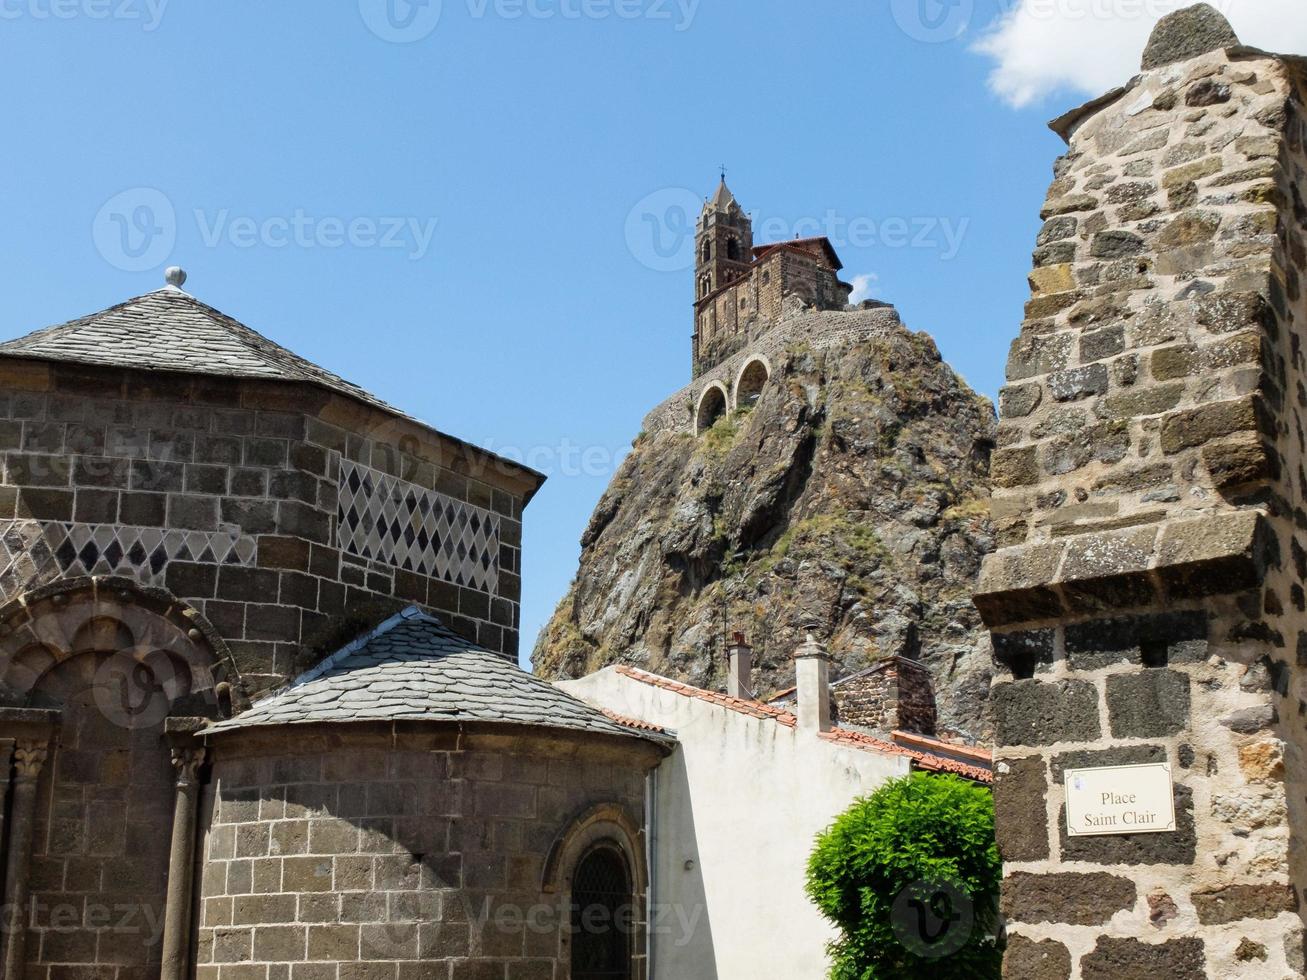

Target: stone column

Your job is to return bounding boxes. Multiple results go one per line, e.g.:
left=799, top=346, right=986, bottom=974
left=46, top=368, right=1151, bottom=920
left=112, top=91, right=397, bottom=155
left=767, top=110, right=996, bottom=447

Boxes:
left=1, top=740, right=49, bottom=979
left=0, top=740, right=15, bottom=884
left=160, top=739, right=206, bottom=980
left=975, top=7, right=1307, bottom=978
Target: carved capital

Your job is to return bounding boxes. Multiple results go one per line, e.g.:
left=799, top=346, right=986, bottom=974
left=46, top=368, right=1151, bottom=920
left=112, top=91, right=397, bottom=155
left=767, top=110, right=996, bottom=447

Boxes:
left=13, top=740, right=48, bottom=781
left=170, top=747, right=206, bottom=786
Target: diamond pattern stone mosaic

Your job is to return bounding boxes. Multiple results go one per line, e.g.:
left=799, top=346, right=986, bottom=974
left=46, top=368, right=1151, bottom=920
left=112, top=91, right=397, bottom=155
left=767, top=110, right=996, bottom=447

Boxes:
left=0, top=521, right=257, bottom=599
left=336, top=459, right=500, bottom=592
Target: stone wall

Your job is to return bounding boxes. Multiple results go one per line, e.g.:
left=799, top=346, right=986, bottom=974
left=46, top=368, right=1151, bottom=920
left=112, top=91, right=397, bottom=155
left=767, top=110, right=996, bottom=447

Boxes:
left=832, top=657, right=937, bottom=736
left=693, top=249, right=851, bottom=378
left=643, top=304, right=904, bottom=436
left=976, top=9, right=1307, bottom=977
left=0, top=361, right=537, bottom=693
left=195, top=725, right=656, bottom=979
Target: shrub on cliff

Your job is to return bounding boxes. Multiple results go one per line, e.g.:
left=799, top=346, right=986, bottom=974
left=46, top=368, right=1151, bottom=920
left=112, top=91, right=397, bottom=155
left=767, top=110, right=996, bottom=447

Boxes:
left=806, top=772, right=1002, bottom=979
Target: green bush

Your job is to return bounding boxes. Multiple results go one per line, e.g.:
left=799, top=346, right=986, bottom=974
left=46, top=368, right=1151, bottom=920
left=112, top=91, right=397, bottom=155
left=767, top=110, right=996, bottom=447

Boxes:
left=806, top=772, right=1002, bottom=979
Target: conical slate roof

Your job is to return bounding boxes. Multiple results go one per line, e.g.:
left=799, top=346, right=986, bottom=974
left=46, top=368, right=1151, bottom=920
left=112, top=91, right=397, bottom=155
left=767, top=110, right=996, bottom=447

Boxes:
left=204, top=607, right=670, bottom=742
left=0, top=283, right=546, bottom=492
left=0, top=285, right=400, bottom=416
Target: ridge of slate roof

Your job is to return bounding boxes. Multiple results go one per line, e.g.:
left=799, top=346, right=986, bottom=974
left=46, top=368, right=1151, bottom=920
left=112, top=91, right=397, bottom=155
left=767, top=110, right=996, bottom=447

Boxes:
left=0, top=286, right=545, bottom=492
left=205, top=607, right=672, bottom=743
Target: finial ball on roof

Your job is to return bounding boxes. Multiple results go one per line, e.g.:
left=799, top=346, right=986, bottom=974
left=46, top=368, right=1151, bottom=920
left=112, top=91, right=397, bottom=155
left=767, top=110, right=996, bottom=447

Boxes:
left=164, top=266, right=187, bottom=288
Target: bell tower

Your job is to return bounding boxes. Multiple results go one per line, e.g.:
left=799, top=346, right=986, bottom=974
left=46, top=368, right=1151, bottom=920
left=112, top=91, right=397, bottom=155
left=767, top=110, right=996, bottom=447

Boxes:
left=694, top=176, right=753, bottom=301
left=693, top=175, right=753, bottom=375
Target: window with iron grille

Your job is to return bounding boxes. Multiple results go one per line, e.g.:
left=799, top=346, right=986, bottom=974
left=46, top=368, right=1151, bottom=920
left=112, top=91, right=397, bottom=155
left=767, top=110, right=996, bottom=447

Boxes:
left=570, top=845, right=632, bottom=980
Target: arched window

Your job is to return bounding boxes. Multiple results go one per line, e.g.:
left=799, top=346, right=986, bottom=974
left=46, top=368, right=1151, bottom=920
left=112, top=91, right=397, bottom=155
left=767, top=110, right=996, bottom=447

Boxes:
left=570, top=844, right=633, bottom=980
left=701, top=240, right=712, bottom=263
left=726, top=237, right=740, bottom=261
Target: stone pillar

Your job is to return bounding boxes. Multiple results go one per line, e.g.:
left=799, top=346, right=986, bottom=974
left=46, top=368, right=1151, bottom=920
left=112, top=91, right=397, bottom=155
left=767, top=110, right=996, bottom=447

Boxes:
left=975, top=6, right=1307, bottom=977
left=0, top=740, right=15, bottom=881
left=160, top=723, right=207, bottom=980
left=1, top=740, right=49, bottom=979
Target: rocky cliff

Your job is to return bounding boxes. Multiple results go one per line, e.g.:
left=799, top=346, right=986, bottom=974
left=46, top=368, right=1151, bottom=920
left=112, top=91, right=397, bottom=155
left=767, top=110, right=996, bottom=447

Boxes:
left=534, top=306, right=998, bottom=738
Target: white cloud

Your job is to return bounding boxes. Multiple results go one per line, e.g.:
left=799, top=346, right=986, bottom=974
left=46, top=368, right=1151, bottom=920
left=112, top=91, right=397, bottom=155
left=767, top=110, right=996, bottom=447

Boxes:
left=973, top=0, right=1307, bottom=108
left=849, top=273, right=880, bottom=304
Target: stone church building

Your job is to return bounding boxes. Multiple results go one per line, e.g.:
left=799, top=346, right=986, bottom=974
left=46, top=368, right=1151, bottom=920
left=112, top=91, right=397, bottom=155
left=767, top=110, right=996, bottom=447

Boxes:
left=0, top=277, right=673, bottom=979
left=692, top=179, right=852, bottom=376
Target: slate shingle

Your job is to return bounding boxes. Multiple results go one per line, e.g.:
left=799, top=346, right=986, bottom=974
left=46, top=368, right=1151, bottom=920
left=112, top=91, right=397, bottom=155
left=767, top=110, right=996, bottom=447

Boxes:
left=206, top=607, right=671, bottom=744
left=0, top=286, right=408, bottom=415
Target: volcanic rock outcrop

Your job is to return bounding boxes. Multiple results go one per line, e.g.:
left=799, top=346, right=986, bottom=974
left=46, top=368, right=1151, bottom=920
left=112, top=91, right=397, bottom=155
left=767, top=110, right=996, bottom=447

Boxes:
left=535, top=306, right=998, bottom=738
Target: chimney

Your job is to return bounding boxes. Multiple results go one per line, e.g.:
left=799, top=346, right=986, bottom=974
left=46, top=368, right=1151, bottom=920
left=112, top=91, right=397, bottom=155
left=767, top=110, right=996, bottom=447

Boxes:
left=726, top=632, right=752, bottom=700
left=794, top=633, right=831, bottom=734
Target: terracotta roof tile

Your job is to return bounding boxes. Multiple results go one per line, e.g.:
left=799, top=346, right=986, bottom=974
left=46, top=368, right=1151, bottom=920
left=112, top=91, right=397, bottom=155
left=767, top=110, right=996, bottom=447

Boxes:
left=616, top=665, right=796, bottom=726
left=614, top=665, right=991, bottom=783
left=892, top=730, right=993, bottom=764
left=821, top=728, right=993, bottom=784
left=601, top=708, right=672, bottom=737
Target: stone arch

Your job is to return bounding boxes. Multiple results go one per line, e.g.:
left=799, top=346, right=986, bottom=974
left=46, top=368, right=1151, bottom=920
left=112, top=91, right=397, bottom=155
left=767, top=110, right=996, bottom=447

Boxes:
left=734, top=356, right=771, bottom=408
left=541, top=801, right=647, bottom=898
left=0, top=578, right=239, bottom=977
left=695, top=383, right=729, bottom=435
left=543, top=802, right=648, bottom=977
left=0, top=576, right=241, bottom=718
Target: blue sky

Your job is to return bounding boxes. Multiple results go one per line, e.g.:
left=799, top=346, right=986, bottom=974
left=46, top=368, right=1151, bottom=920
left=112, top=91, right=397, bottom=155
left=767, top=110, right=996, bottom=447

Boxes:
left=1, top=0, right=1299, bottom=667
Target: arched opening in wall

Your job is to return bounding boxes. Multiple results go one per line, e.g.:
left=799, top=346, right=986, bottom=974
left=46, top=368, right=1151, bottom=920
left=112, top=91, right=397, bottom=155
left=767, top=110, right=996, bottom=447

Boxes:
left=570, top=844, right=633, bottom=980
left=735, top=358, right=770, bottom=408
left=0, top=582, right=236, bottom=977
left=701, top=240, right=711, bottom=263
left=695, top=385, right=727, bottom=435
left=727, top=237, right=740, bottom=261
left=543, top=802, right=648, bottom=979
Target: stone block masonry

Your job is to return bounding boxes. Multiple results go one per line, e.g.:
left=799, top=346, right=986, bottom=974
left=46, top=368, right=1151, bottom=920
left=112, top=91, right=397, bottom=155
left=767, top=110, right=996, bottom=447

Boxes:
left=641, top=303, right=906, bottom=436
left=975, top=7, right=1307, bottom=977
left=195, top=725, right=657, bottom=980
left=0, top=363, right=533, bottom=693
